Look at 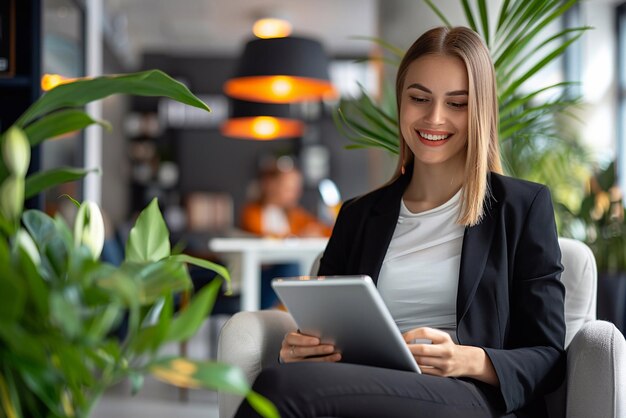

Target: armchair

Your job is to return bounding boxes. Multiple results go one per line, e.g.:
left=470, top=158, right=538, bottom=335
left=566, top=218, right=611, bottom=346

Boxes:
left=218, top=238, right=625, bottom=418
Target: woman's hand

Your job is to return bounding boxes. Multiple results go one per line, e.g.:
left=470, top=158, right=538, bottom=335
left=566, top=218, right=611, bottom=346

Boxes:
left=403, top=327, right=499, bottom=386
left=280, top=331, right=342, bottom=363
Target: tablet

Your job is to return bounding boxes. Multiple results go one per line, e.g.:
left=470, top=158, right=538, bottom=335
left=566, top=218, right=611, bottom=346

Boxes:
left=271, top=275, right=421, bottom=373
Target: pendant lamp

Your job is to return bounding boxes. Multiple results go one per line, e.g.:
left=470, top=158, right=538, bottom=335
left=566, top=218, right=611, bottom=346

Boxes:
left=221, top=99, right=305, bottom=140
left=224, top=36, right=336, bottom=103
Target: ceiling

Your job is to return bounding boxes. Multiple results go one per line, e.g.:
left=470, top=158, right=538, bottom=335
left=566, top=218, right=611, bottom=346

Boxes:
left=103, top=0, right=379, bottom=63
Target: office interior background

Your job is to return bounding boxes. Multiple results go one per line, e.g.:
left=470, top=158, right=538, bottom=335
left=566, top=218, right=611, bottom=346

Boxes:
left=1, top=0, right=625, bottom=417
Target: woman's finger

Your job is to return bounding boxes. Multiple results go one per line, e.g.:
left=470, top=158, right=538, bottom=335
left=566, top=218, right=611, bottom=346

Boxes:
left=302, top=353, right=342, bottom=363
left=403, top=327, right=450, bottom=344
left=280, top=342, right=337, bottom=362
left=291, top=344, right=336, bottom=358
left=408, top=343, right=441, bottom=357
left=419, top=365, right=444, bottom=376
left=284, top=332, right=320, bottom=347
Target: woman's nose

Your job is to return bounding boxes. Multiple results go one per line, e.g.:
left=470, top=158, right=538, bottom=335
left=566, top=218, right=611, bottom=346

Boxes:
left=425, top=102, right=445, bottom=125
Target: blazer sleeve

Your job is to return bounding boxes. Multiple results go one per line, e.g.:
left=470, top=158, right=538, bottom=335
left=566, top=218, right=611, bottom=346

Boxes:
left=482, top=186, right=566, bottom=413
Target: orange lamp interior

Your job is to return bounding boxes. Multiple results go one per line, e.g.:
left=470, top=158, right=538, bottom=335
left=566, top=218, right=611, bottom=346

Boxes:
left=221, top=116, right=304, bottom=140
left=224, top=75, right=336, bottom=103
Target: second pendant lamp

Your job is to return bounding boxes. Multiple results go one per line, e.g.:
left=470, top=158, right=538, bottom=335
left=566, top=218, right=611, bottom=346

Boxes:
left=221, top=99, right=304, bottom=141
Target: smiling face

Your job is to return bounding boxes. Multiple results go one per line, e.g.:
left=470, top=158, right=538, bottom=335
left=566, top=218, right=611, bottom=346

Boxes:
left=399, top=54, right=469, bottom=171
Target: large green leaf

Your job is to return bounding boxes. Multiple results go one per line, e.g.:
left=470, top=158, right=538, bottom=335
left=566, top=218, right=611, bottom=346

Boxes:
left=170, top=253, right=231, bottom=284
left=84, top=302, right=123, bottom=343
left=134, top=260, right=191, bottom=304
left=0, top=368, right=23, bottom=418
left=50, top=288, right=83, bottom=339
left=16, top=247, right=49, bottom=317
left=125, top=198, right=170, bottom=263
left=24, top=167, right=97, bottom=199
left=0, top=265, right=26, bottom=322
left=22, top=210, right=57, bottom=248
left=24, top=109, right=110, bottom=147
left=165, top=278, right=221, bottom=343
left=150, top=357, right=249, bottom=395
left=129, top=294, right=173, bottom=355
left=17, top=70, right=210, bottom=128
left=246, top=392, right=280, bottom=418
left=0, top=324, right=48, bottom=366
left=95, top=267, right=142, bottom=336
left=150, top=357, right=280, bottom=418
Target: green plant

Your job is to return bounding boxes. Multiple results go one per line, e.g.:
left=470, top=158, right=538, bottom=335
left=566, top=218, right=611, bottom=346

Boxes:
left=560, top=161, right=626, bottom=273
left=0, top=72, right=277, bottom=418
left=335, top=0, right=593, bottom=230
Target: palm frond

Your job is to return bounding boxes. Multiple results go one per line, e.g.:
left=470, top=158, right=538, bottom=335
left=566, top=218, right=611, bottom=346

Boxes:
left=348, top=36, right=406, bottom=59
left=423, top=0, right=452, bottom=27
left=477, top=0, right=491, bottom=47
left=460, top=0, right=479, bottom=33
left=500, top=31, right=585, bottom=100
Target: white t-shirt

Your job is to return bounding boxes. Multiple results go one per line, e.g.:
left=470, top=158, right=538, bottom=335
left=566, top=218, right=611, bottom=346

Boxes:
left=261, top=204, right=290, bottom=236
left=377, top=190, right=464, bottom=342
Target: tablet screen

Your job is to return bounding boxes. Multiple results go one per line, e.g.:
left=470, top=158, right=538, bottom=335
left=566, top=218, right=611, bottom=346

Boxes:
left=272, top=275, right=421, bottom=373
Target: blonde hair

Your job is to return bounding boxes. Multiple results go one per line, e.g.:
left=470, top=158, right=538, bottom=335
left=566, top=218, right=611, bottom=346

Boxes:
left=394, top=26, right=502, bottom=226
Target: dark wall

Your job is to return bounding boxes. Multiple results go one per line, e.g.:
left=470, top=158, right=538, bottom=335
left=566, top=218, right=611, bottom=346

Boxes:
left=139, top=52, right=371, bottom=226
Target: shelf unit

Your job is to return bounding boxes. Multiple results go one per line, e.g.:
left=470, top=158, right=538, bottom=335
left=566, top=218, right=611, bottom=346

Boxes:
left=0, top=0, right=42, bottom=208
left=0, top=0, right=42, bottom=132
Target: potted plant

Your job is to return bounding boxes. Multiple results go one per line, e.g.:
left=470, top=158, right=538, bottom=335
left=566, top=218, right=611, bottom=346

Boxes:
left=0, top=71, right=277, bottom=418
left=563, top=162, right=626, bottom=331
left=334, top=0, right=592, bottom=230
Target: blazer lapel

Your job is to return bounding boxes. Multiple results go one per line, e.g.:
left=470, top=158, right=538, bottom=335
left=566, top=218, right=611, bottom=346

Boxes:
left=358, top=174, right=410, bottom=285
left=456, top=181, right=499, bottom=324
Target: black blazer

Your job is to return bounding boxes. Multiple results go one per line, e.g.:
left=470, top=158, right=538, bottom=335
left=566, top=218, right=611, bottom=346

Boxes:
left=318, top=170, right=566, bottom=416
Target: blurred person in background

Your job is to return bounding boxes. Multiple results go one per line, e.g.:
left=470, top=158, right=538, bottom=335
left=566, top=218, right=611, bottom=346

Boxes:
left=241, top=156, right=332, bottom=308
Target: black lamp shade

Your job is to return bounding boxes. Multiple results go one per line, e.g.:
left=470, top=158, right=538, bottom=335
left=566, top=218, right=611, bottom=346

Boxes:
left=224, top=36, right=336, bottom=103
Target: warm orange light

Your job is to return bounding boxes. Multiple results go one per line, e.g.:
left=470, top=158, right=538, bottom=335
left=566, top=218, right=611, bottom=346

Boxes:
left=221, top=116, right=304, bottom=140
left=224, top=75, right=336, bottom=103
left=252, top=117, right=280, bottom=138
left=41, top=74, right=78, bottom=91
left=270, top=76, right=293, bottom=97
left=253, top=18, right=292, bottom=39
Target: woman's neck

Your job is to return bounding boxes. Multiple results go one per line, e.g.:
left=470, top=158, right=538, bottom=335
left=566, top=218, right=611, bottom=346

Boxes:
left=403, top=160, right=465, bottom=213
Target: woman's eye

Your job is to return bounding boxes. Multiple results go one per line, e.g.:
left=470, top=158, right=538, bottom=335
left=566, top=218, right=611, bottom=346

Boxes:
left=448, top=102, right=468, bottom=109
left=410, top=96, right=428, bottom=103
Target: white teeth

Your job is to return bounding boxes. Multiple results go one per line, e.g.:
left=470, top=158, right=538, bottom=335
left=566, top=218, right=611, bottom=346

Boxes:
left=418, top=131, right=450, bottom=141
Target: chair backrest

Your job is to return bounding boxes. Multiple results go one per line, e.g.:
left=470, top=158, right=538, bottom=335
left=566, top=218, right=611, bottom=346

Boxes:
left=310, top=238, right=597, bottom=348
left=558, top=238, right=597, bottom=347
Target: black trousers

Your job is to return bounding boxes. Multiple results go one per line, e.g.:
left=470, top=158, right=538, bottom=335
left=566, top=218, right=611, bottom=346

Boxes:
left=235, top=362, right=515, bottom=418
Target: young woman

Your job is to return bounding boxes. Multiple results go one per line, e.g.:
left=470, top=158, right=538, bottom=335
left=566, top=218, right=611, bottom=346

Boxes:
left=235, top=26, right=565, bottom=418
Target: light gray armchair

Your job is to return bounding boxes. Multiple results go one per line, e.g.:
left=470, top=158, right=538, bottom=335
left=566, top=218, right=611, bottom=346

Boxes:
left=218, top=238, right=626, bottom=418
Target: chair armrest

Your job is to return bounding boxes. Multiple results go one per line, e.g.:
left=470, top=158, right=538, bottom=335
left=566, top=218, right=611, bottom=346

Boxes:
left=217, top=310, right=297, bottom=418
left=565, top=320, right=626, bottom=418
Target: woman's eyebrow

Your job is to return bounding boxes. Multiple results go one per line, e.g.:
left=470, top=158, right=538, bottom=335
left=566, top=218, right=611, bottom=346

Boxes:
left=446, top=90, right=469, bottom=96
left=407, top=83, right=431, bottom=93
left=406, top=83, right=468, bottom=96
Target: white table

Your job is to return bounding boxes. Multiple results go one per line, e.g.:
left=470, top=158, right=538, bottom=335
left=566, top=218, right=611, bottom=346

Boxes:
left=208, top=237, right=329, bottom=311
